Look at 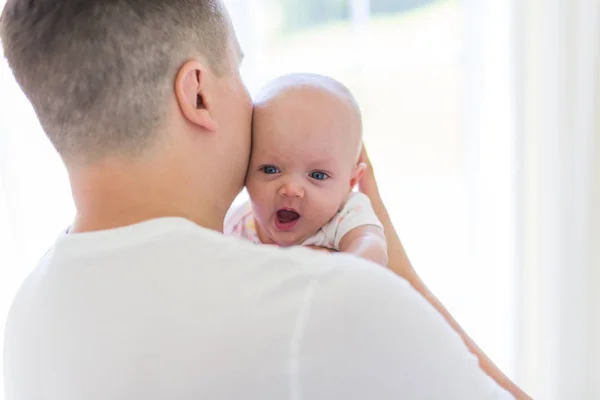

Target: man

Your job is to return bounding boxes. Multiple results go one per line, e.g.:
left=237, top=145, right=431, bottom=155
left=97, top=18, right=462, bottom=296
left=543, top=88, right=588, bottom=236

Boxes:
left=1, top=0, right=524, bottom=399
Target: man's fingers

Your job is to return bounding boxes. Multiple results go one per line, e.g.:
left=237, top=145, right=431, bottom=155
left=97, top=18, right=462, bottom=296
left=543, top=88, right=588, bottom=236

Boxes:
left=358, top=145, right=371, bottom=169
left=357, top=143, right=382, bottom=201
left=359, top=143, right=376, bottom=178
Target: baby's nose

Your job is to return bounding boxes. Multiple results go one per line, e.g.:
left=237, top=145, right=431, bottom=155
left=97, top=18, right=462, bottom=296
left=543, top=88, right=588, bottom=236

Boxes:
left=278, top=182, right=304, bottom=198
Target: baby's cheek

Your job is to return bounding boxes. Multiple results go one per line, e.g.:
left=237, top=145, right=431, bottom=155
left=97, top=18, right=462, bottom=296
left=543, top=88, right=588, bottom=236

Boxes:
left=247, top=181, right=272, bottom=218
left=246, top=176, right=264, bottom=199
left=312, top=191, right=345, bottom=223
left=252, top=197, right=269, bottom=215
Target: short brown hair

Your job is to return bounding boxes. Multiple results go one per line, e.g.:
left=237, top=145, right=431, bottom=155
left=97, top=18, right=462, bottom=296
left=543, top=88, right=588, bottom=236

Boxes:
left=1, top=0, right=231, bottom=163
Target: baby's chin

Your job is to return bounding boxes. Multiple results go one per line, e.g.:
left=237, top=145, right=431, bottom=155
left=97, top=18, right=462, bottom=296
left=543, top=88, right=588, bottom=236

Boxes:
left=257, top=215, right=323, bottom=247
left=269, top=232, right=310, bottom=247
left=267, top=224, right=319, bottom=247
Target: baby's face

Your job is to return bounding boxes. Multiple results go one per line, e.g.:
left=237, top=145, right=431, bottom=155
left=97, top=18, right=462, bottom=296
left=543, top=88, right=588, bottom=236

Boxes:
left=246, top=87, right=362, bottom=247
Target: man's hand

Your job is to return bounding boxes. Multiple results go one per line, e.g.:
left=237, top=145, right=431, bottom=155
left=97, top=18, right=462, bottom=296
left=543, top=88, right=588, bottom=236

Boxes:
left=357, top=146, right=379, bottom=200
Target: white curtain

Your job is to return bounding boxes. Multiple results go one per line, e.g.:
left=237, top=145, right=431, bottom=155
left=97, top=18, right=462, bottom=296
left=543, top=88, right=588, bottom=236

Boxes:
left=517, top=0, right=600, bottom=398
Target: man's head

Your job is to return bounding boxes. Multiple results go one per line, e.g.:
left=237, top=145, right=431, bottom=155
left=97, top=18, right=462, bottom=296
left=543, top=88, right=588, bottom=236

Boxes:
left=0, top=0, right=252, bottom=228
left=246, top=73, right=365, bottom=246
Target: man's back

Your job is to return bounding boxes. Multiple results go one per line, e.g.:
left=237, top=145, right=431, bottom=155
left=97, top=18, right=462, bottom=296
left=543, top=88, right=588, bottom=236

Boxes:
left=3, top=218, right=511, bottom=399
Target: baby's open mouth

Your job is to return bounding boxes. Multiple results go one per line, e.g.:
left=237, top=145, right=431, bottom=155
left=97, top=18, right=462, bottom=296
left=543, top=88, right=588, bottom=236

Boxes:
left=276, top=209, right=300, bottom=223
left=275, top=209, right=300, bottom=231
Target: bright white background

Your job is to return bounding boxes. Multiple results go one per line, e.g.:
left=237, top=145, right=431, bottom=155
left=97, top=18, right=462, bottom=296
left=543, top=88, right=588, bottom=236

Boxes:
left=0, top=0, right=598, bottom=399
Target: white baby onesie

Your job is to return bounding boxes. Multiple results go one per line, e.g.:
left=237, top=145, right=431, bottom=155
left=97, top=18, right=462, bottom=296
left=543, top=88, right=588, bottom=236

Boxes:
left=224, top=192, right=383, bottom=250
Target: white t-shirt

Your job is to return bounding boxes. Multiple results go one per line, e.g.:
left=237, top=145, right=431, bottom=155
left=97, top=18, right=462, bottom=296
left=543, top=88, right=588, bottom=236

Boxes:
left=225, top=192, right=383, bottom=249
left=3, top=217, right=513, bottom=400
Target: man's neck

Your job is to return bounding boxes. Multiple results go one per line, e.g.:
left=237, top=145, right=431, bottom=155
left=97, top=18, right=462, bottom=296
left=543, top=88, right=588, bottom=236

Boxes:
left=67, top=156, right=225, bottom=234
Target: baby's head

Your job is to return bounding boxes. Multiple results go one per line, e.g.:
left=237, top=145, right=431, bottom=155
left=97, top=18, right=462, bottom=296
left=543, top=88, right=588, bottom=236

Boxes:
left=246, top=73, right=365, bottom=246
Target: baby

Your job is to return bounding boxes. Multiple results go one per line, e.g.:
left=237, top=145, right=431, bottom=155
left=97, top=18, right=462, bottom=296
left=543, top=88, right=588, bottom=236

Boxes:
left=225, top=73, right=387, bottom=266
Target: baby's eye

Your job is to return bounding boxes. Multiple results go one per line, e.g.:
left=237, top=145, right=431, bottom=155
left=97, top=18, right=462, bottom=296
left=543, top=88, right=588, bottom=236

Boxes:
left=309, top=171, right=329, bottom=181
left=261, top=165, right=280, bottom=175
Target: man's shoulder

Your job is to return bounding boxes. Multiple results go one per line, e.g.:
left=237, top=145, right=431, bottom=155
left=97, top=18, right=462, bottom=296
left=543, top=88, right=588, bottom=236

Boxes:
left=48, top=216, right=385, bottom=282
left=308, top=253, right=412, bottom=300
left=291, top=254, right=515, bottom=399
left=207, top=234, right=396, bottom=292
left=26, top=216, right=401, bottom=310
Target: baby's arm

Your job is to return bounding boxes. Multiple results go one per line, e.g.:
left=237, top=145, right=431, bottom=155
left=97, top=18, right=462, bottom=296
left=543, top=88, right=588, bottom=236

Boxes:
left=316, top=192, right=386, bottom=265
left=339, top=224, right=388, bottom=266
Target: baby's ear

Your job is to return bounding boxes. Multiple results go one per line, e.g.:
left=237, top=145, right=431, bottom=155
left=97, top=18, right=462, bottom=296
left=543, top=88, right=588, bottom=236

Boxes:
left=349, top=162, right=367, bottom=191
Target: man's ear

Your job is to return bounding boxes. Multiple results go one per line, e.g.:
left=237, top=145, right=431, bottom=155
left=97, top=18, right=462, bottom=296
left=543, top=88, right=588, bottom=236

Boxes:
left=349, top=162, right=367, bottom=191
left=175, top=60, right=218, bottom=132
